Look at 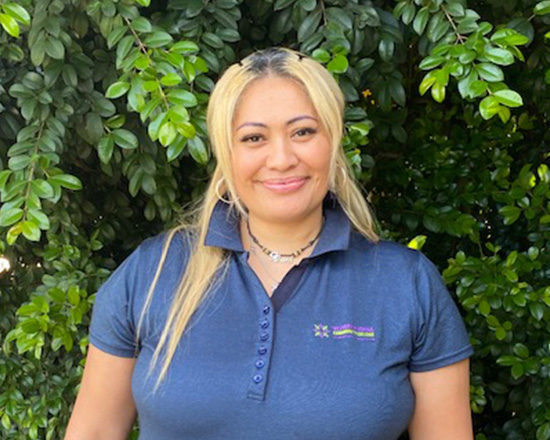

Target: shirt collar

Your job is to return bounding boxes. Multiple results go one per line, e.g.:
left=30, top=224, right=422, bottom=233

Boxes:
left=203, top=191, right=351, bottom=258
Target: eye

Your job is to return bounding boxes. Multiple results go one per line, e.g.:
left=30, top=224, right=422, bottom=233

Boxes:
left=294, top=127, right=317, bottom=137
left=240, top=134, right=264, bottom=143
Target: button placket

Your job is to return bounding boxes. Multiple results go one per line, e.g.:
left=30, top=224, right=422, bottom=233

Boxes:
left=247, top=304, right=274, bottom=401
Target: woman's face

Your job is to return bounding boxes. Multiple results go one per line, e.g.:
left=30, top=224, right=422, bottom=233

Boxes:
left=230, top=76, right=332, bottom=224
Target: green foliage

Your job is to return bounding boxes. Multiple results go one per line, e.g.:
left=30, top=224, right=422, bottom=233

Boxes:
left=0, top=0, right=548, bottom=439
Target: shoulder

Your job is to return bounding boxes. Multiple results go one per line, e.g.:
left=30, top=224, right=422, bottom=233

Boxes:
left=348, top=233, right=423, bottom=271
left=127, top=228, right=195, bottom=273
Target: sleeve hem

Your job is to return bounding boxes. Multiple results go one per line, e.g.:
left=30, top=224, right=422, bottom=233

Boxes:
left=89, top=335, right=137, bottom=358
left=409, top=345, right=474, bottom=372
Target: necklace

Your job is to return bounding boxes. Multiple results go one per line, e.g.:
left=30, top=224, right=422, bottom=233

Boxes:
left=249, top=245, right=283, bottom=293
left=246, top=216, right=324, bottom=263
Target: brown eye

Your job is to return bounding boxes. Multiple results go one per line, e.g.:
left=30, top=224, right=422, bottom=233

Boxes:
left=294, top=128, right=317, bottom=137
left=241, top=134, right=263, bottom=143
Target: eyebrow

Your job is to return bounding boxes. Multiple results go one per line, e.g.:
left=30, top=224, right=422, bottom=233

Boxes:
left=236, top=115, right=318, bottom=131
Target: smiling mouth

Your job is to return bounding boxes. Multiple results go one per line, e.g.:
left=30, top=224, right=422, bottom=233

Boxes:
left=261, top=177, right=308, bottom=192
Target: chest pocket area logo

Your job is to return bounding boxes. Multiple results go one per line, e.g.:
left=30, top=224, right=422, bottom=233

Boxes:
left=313, top=323, right=376, bottom=341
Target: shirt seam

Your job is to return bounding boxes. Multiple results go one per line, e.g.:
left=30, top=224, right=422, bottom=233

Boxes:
left=409, top=344, right=474, bottom=371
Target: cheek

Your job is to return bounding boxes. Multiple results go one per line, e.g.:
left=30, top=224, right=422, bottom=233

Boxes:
left=308, top=143, right=332, bottom=181
left=231, top=151, right=262, bottom=187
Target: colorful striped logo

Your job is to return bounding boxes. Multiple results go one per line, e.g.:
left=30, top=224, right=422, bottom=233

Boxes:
left=314, top=323, right=375, bottom=341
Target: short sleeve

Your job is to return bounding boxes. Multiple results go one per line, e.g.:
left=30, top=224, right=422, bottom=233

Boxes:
left=89, top=246, right=142, bottom=358
left=408, top=251, right=474, bottom=372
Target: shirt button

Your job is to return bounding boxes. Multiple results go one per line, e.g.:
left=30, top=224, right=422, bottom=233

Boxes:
left=253, top=374, right=263, bottom=383
left=260, top=320, right=269, bottom=329
left=263, top=306, right=270, bottom=314
left=255, top=359, right=265, bottom=369
left=258, top=346, right=267, bottom=355
left=260, top=332, right=269, bottom=341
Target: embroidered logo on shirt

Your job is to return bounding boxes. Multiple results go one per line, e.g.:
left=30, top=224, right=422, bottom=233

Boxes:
left=313, top=323, right=375, bottom=341
left=313, top=323, right=330, bottom=338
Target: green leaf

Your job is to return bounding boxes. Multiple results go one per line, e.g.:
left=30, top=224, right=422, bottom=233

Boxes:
left=326, top=7, right=353, bottom=30
left=49, top=174, right=83, bottom=190
left=413, top=7, right=430, bottom=35
left=534, top=1, right=550, bottom=15
left=160, top=73, right=182, bottom=87
left=378, top=38, right=395, bottom=62
left=0, top=207, right=23, bottom=227
left=479, top=300, right=491, bottom=316
left=98, top=135, right=115, bottom=164
left=496, top=355, right=517, bottom=367
left=485, top=47, right=514, bottom=66
left=84, top=112, right=104, bottom=143
left=217, top=28, right=240, bottom=42
left=167, top=136, right=186, bottom=162
left=491, top=29, right=529, bottom=46
left=312, top=48, right=330, bottom=63
left=8, top=154, right=31, bottom=170
left=201, top=31, right=224, bottom=49
left=274, top=0, right=296, bottom=10
left=169, top=41, right=199, bottom=54
left=67, top=287, right=80, bottom=306
left=431, top=82, right=446, bottom=103
left=116, top=35, right=134, bottom=63
left=22, top=220, right=40, bottom=241
left=166, top=89, right=198, bottom=107
left=493, top=90, right=524, bottom=107
left=419, top=55, right=446, bottom=70
left=27, top=208, right=50, bottom=230
left=107, top=26, right=127, bottom=49
left=297, top=9, right=322, bottom=42
left=0, top=169, right=12, bottom=190
left=4, top=3, right=31, bottom=25
left=327, top=54, right=348, bottom=74
left=0, top=13, right=19, bottom=37
left=407, top=235, right=427, bottom=250
left=188, top=136, right=209, bottom=165
left=132, top=17, right=152, bottom=33
left=112, top=129, right=138, bottom=150
left=44, top=37, right=65, bottom=59
left=31, top=179, right=54, bottom=198
left=511, top=363, right=524, bottom=379
left=419, top=73, right=436, bottom=96
left=530, top=303, right=544, bottom=321
left=159, top=122, right=177, bottom=146
left=499, top=205, right=521, bottom=224
left=144, top=31, right=173, bottom=48
left=105, top=81, right=130, bottom=99
left=141, top=174, right=157, bottom=195
left=476, top=63, right=504, bottom=82
left=446, top=3, right=465, bottom=17
left=537, top=423, right=550, bottom=440
left=148, top=112, right=167, bottom=141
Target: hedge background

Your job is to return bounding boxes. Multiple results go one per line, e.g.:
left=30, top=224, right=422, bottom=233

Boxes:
left=0, top=0, right=549, bottom=439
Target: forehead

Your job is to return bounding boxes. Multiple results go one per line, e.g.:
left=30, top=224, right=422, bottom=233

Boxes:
left=232, top=76, right=316, bottom=124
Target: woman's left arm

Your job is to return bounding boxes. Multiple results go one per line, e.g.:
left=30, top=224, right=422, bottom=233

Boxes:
left=408, top=358, right=473, bottom=440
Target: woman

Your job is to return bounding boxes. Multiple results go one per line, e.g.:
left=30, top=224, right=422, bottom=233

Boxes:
left=65, top=47, right=474, bottom=440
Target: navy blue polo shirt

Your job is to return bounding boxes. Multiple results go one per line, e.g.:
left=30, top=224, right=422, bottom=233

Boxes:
left=89, top=194, right=473, bottom=440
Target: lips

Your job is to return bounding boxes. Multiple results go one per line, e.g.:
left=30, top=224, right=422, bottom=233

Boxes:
left=261, top=177, right=308, bottom=192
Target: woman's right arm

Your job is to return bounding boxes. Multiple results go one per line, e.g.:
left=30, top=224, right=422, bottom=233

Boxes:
left=64, top=344, right=137, bottom=440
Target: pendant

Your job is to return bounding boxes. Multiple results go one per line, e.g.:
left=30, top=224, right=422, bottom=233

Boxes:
left=268, top=251, right=294, bottom=263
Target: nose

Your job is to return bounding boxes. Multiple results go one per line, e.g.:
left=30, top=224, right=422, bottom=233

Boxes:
left=265, top=135, right=299, bottom=170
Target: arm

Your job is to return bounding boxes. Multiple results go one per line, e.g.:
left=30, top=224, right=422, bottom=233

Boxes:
left=64, top=344, right=137, bottom=440
left=408, top=358, right=473, bottom=440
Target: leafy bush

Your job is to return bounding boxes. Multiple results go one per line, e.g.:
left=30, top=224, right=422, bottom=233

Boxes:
left=0, top=0, right=548, bottom=439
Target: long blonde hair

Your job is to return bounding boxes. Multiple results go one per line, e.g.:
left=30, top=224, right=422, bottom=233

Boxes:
left=136, top=47, right=379, bottom=390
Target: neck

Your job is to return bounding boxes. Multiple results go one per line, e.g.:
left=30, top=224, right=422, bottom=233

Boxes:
left=240, top=208, right=324, bottom=255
